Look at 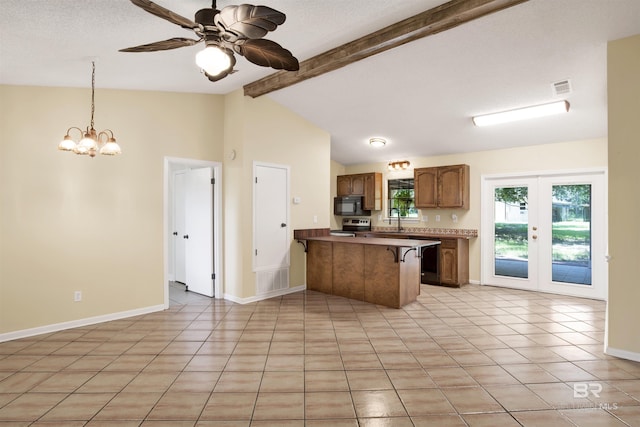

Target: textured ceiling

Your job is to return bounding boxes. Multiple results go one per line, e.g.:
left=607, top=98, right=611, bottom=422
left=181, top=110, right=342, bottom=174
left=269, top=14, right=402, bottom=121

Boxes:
left=2, top=0, right=640, bottom=165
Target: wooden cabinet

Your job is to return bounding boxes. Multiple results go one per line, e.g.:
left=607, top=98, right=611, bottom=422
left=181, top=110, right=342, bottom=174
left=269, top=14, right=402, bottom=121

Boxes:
left=336, top=172, right=382, bottom=210
left=414, top=164, right=469, bottom=209
left=439, top=238, right=469, bottom=287
left=304, top=236, right=424, bottom=308
left=337, top=174, right=365, bottom=196
left=363, top=173, right=382, bottom=210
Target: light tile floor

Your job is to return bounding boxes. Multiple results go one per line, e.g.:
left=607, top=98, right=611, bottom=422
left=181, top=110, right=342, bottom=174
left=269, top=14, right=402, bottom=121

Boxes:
left=1, top=282, right=639, bottom=426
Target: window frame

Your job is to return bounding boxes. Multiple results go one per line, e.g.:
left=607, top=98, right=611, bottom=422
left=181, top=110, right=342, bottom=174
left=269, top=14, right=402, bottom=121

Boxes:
left=385, top=171, right=420, bottom=222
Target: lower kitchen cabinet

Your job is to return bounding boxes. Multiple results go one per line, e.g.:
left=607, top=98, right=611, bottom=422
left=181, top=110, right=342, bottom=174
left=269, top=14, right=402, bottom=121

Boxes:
left=439, top=238, right=469, bottom=287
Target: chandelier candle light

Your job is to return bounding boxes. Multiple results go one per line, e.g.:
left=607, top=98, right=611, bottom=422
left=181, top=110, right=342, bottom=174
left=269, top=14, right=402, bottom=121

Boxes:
left=58, top=61, right=121, bottom=157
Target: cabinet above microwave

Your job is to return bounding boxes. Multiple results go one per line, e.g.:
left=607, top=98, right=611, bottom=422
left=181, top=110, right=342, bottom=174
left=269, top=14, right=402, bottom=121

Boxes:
left=336, top=172, right=382, bottom=211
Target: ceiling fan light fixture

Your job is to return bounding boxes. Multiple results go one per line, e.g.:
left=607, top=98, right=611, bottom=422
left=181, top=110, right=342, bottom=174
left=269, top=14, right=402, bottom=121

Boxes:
left=473, top=100, right=570, bottom=127
left=196, top=45, right=233, bottom=76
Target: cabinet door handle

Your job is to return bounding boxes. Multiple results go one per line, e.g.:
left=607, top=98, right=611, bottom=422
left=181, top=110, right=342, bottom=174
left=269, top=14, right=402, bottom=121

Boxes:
left=281, top=223, right=287, bottom=228
left=173, top=232, right=178, bottom=236
left=183, top=235, right=189, bottom=239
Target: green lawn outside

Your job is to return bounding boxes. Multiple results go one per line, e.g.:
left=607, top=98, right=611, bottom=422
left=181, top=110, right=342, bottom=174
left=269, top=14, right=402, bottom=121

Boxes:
left=495, top=221, right=590, bottom=262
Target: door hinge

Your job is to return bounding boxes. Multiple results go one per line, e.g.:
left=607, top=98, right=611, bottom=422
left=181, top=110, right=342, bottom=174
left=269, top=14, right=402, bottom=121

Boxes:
left=211, top=178, right=215, bottom=185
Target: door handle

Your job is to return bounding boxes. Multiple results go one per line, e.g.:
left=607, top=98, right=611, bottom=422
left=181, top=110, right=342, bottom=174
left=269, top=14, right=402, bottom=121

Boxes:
left=183, top=235, right=189, bottom=239
left=281, top=223, right=287, bottom=228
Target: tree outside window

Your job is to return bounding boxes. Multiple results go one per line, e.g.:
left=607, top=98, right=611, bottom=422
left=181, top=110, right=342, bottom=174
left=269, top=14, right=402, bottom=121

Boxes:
left=388, top=178, right=419, bottom=218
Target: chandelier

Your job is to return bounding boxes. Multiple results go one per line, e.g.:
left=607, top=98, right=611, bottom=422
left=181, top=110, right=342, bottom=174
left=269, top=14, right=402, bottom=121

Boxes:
left=57, top=61, right=121, bottom=157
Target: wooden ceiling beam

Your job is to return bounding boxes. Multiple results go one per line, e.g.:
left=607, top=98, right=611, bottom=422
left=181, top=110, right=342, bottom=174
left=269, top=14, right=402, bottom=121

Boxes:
left=244, top=0, right=528, bottom=98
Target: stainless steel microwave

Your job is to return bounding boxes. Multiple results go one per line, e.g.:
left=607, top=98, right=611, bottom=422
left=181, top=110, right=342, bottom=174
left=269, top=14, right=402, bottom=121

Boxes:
left=334, top=196, right=371, bottom=216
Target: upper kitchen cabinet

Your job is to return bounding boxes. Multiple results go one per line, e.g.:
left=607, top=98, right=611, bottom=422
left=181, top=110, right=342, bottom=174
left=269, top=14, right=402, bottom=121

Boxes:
left=414, top=164, right=470, bottom=209
left=337, top=173, right=382, bottom=210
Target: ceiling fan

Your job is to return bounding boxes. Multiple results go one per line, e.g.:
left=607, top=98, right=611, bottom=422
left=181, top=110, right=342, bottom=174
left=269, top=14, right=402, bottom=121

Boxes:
left=119, top=0, right=299, bottom=82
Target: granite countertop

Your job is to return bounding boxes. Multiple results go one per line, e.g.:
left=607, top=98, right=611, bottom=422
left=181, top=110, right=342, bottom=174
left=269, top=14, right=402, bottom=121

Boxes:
left=302, top=235, right=441, bottom=248
left=357, top=229, right=477, bottom=240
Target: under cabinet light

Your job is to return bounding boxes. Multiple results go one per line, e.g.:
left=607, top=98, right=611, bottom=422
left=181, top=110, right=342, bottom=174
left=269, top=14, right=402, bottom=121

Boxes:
left=472, top=100, right=570, bottom=127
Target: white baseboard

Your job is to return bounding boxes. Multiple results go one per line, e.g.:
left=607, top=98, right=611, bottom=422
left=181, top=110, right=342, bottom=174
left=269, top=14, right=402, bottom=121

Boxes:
left=0, top=304, right=166, bottom=343
left=224, top=284, right=306, bottom=305
left=605, top=345, right=640, bottom=363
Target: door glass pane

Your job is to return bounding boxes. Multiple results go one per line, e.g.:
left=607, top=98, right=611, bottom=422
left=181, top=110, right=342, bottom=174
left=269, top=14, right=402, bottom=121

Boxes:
left=551, top=184, right=592, bottom=285
left=494, top=186, right=528, bottom=278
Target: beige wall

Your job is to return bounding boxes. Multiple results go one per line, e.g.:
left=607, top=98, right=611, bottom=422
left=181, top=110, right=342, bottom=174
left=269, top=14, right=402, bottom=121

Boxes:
left=0, top=85, right=330, bottom=336
left=0, top=85, right=224, bottom=334
left=607, top=34, right=640, bottom=357
left=342, top=138, right=608, bottom=283
left=330, top=160, right=346, bottom=230
left=223, top=91, right=331, bottom=299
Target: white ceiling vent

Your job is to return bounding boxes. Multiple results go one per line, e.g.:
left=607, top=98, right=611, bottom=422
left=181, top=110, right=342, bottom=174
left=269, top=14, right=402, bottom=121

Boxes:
left=552, top=79, right=572, bottom=96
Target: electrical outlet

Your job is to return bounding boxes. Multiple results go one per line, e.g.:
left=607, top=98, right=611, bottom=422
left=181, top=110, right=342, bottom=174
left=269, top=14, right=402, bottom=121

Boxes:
left=313, top=215, right=318, bottom=224
left=435, top=215, right=441, bottom=222
left=74, top=291, right=82, bottom=302
left=452, top=214, right=458, bottom=223
left=422, top=215, right=428, bottom=222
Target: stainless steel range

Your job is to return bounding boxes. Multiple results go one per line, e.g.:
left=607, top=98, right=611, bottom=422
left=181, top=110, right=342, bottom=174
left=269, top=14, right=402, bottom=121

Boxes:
left=330, top=218, right=371, bottom=237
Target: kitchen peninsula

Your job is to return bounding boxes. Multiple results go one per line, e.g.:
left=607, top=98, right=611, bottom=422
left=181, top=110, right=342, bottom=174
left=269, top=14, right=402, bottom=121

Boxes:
left=295, top=232, right=440, bottom=308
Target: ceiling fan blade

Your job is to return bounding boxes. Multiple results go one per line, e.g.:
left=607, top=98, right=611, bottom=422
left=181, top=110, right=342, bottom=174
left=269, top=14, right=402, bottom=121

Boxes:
left=130, top=0, right=198, bottom=29
left=215, top=4, right=286, bottom=39
left=235, top=39, right=299, bottom=71
left=119, top=37, right=201, bottom=52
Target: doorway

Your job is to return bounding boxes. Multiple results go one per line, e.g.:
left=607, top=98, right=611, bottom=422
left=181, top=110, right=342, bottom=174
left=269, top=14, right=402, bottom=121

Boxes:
left=164, top=157, right=222, bottom=308
left=481, top=170, right=607, bottom=300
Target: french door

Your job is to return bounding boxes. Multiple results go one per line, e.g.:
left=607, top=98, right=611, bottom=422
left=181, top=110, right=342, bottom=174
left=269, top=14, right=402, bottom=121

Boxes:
left=482, top=171, right=607, bottom=300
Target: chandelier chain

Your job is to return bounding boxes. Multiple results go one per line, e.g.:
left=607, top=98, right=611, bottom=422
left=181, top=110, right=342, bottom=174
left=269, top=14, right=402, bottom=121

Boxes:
left=90, top=61, right=95, bottom=130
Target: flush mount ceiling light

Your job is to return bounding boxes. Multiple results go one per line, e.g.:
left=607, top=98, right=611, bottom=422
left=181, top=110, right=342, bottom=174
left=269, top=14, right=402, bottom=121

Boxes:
left=472, top=100, right=570, bottom=127
left=57, top=61, right=121, bottom=157
left=388, top=160, right=410, bottom=171
left=369, top=137, right=387, bottom=148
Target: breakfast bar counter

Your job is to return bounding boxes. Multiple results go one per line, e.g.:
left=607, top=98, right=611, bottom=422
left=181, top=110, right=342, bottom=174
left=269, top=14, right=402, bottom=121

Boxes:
left=298, top=234, right=440, bottom=308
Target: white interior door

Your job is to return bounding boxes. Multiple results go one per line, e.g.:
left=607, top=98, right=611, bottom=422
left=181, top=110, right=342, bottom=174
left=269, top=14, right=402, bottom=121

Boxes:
left=184, top=167, right=214, bottom=297
left=483, top=171, right=606, bottom=300
left=173, top=171, right=187, bottom=284
left=253, top=163, right=290, bottom=294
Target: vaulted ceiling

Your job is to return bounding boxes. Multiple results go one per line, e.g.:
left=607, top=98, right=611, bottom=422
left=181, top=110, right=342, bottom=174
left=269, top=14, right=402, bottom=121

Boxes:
left=2, top=0, right=640, bottom=165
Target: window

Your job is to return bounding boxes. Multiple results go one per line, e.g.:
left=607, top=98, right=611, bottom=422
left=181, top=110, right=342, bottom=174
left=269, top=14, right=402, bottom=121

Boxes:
left=388, top=178, right=419, bottom=218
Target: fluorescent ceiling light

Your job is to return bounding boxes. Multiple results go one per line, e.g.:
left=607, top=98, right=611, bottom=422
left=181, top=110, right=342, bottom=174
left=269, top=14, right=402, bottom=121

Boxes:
left=473, top=100, right=570, bottom=127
